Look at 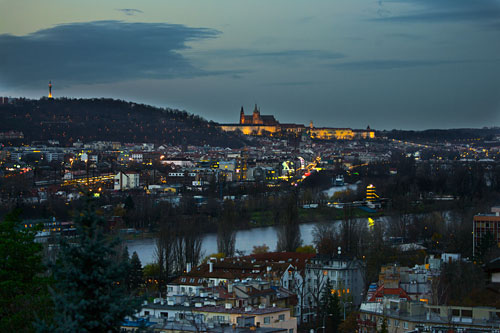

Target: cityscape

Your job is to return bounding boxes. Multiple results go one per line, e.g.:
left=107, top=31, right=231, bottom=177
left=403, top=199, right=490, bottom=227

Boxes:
left=1, top=1, right=500, bottom=333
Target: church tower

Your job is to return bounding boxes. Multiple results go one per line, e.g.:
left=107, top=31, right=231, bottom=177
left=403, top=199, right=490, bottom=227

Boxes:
left=252, top=104, right=261, bottom=124
left=240, top=106, right=245, bottom=124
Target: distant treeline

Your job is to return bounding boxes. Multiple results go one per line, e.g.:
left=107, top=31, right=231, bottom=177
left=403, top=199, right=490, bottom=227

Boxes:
left=0, top=98, right=249, bottom=147
left=382, top=128, right=500, bottom=143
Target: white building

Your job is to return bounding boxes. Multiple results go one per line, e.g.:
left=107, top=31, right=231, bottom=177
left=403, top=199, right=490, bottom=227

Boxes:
left=304, top=254, right=365, bottom=321
left=114, top=172, right=140, bottom=190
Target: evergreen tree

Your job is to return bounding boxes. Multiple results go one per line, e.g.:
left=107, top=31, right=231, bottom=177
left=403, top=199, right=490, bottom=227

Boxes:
left=0, top=210, right=52, bottom=332
left=129, top=251, right=143, bottom=293
left=37, top=201, right=141, bottom=332
left=320, top=279, right=341, bottom=333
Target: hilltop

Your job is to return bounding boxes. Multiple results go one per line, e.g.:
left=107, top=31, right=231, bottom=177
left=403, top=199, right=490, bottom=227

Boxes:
left=0, top=98, right=249, bottom=147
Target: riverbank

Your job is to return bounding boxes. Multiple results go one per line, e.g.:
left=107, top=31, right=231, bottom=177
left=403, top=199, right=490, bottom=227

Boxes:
left=122, top=199, right=454, bottom=242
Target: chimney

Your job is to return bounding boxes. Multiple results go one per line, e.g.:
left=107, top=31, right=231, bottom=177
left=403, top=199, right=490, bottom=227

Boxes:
left=209, top=262, right=213, bottom=273
left=186, top=263, right=192, bottom=273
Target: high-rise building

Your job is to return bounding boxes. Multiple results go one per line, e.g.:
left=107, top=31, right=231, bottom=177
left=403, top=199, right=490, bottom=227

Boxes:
left=473, top=206, right=500, bottom=257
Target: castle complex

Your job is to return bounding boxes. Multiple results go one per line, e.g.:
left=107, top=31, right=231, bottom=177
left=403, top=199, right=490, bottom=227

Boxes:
left=219, top=105, right=375, bottom=140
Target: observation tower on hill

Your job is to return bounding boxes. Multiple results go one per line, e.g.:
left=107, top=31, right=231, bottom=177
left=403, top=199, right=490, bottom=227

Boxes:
left=48, top=81, right=53, bottom=99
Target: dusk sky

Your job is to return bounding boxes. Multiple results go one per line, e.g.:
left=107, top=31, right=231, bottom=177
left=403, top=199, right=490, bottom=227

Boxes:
left=1, top=0, right=500, bottom=130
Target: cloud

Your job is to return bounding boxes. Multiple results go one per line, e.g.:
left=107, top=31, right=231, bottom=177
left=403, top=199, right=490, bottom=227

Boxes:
left=373, top=0, right=500, bottom=25
left=265, top=81, right=317, bottom=87
left=0, top=21, right=220, bottom=88
left=330, top=59, right=471, bottom=70
left=385, top=32, right=423, bottom=40
left=116, top=8, right=143, bottom=16
left=196, top=48, right=345, bottom=64
left=377, top=0, right=392, bottom=18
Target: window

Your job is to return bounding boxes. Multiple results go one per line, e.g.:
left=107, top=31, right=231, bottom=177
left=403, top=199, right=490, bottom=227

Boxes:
left=167, top=287, right=173, bottom=292
left=144, top=311, right=150, bottom=316
left=264, top=317, right=271, bottom=324
left=403, top=322, right=408, bottom=329
left=279, top=314, right=285, bottom=321
left=462, top=310, right=472, bottom=317
left=387, top=319, right=391, bottom=326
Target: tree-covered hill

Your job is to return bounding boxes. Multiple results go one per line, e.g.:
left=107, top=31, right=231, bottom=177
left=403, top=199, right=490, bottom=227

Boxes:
left=382, top=128, right=500, bottom=143
left=0, top=98, right=248, bottom=147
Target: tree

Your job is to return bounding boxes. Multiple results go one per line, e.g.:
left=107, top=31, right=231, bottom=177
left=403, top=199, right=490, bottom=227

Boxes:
left=0, top=210, right=52, bottom=332
left=313, top=223, right=339, bottom=255
left=378, top=317, right=388, bottom=333
left=37, top=201, right=142, bottom=332
left=339, top=312, right=359, bottom=333
left=320, top=279, right=341, bottom=333
left=156, top=219, right=175, bottom=293
left=296, top=245, right=316, bottom=254
left=217, top=200, right=237, bottom=256
left=252, top=244, right=270, bottom=254
left=276, top=194, right=302, bottom=252
left=172, top=216, right=203, bottom=273
left=129, top=252, right=143, bottom=293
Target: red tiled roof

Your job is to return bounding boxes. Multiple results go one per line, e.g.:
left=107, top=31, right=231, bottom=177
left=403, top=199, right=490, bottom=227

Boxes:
left=368, top=285, right=411, bottom=302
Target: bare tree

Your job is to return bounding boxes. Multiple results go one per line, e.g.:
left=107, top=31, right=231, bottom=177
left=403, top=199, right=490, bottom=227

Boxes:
left=276, top=194, right=302, bottom=252
left=173, top=216, right=203, bottom=272
left=313, top=223, right=339, bottom=255
left=217, top=200, right=236, bottom=256
left=156, top=218, right=175, bottom=293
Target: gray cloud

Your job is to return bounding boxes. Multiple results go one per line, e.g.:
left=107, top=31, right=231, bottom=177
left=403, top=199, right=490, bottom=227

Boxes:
left=385, top=32, right=423, bottom=40
left=197, top=48, right=345, bottom=64
left=331, top=59, right=470, bottom=70
left=0, top=21, right=220, bottom=87
left=374, top=0, right=500, bottom=25
left=265, top=81, right=317, bottom=87
left=116, top=8, right=144, bottom=16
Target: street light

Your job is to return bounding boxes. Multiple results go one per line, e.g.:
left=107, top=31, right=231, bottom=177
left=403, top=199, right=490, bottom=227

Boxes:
left=342, top=301, right=353, bottom=320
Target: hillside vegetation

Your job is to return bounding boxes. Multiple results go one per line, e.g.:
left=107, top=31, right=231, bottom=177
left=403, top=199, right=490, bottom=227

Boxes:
left=0, top=98, right=248, bottom=147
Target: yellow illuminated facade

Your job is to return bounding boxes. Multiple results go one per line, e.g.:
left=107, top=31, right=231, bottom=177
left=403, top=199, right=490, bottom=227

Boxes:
left=219, top=107, right=375, bottom=140
left=366, top=184, right=379, bottom=201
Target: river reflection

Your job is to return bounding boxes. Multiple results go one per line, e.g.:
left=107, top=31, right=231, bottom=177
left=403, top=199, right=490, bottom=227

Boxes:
left=126, top=218, right=380, bottom=264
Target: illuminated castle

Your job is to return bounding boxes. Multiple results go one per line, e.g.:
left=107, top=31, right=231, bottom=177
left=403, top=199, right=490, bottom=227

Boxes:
left=219, top=105, right=375, bottom=139
left=239, top=105, right=278, bottom=125
left=48, top=81, right=53, bottom=99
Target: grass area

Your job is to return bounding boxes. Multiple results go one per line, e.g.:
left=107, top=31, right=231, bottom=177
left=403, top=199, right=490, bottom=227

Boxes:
left=249, top=211, right=274, bottom=227
left=299, top=207, right=384, bottom=223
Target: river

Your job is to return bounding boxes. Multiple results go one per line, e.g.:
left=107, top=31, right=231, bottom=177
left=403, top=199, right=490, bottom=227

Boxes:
left=126, top=217, right=386, bottom=264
